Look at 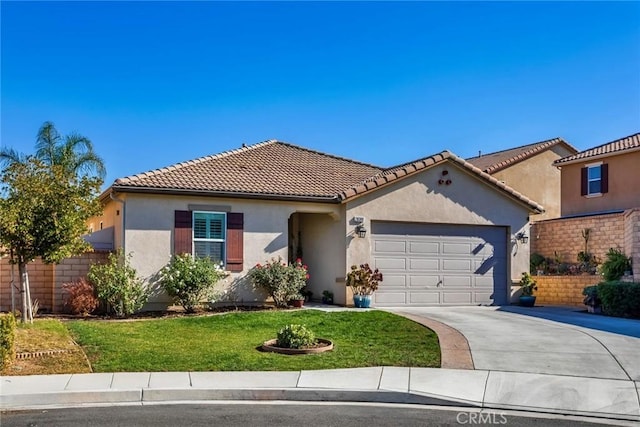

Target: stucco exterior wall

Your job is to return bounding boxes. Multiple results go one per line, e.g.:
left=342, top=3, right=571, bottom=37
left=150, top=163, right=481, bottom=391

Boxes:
left=299, top=213, right=347, bottom=305
left=86, top=197, right=123, bottom=250
left=122, top=193, right=342, bottom=309
left=344, top=161, right=533, bottom=285
left=491, top=145, right=572, bottom=220
left=559, top=150, right=640, bottom=216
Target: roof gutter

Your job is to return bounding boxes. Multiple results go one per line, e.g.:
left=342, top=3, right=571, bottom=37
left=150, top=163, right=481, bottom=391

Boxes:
left=110, top=185, right=341, bottom=204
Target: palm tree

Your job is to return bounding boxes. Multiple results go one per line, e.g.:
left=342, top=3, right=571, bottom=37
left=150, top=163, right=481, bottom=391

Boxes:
left=0, top=121, right=106, bottom=180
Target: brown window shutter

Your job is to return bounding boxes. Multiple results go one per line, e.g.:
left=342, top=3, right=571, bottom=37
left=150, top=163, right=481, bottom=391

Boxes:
left=174, top=210, right=192, bottom=255
left=580, top=167, right=588, bottom=196
left=226, top=212, right=244, bottom=272
left=601, top=163, right=609, bottom=194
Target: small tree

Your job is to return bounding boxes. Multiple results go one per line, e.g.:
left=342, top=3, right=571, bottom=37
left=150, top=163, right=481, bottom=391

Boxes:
left=88, top=249, right=148, bottom=317
left=0, top=158, right=102, bottom=323
left=160, top=254, right=227, bottom=313
left=249, top=257, right=309, bottom=308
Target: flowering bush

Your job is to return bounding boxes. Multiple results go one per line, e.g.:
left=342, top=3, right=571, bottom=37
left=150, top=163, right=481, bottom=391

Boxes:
left=62, top=278, right=99, bottom=315
left=276, top=324, right=317, bottom=349
left=249, top=257, right=309, bottom=308
left=160, top=254, right=227, bottom=313
left=346, top=263, right=383, bottom=295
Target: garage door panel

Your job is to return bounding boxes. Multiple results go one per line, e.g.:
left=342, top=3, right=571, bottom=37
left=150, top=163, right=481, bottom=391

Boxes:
left=409, top=241, right=439, bottom=254
left=375, top=240, right=406, bottom=253
left=409, top=258, right=439, bottom=271
left=371, top=222, right=508, bottom=307
left=409, top=275, right=441, bottom=287
left=375, top=258, right=406, bottom=270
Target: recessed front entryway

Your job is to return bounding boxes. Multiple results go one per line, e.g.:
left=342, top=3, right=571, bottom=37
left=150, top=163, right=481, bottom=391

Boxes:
left=371, top=222, right=508, bottom=306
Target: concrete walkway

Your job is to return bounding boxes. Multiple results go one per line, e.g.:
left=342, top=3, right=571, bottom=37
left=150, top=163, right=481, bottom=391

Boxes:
left=2, top=305, right=639, bottom=422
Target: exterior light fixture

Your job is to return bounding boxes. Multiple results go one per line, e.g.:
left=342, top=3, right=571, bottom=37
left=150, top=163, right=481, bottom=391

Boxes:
left=516, top=232, right=529, bottom=244
left=356, top=224, right=367, bottom=238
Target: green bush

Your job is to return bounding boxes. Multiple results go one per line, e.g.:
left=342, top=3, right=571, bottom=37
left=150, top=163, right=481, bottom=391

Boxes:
left=276, top=324, right=317, bottom=349
left=530, top=253, right=546, bottom=273
left=88, top=249, right=149, bottom=317
left=0, top=313, right=17, bottom=369
left=160, top=254, right=227, bottom=313
left=599, top=248, right=632, bottom=281
left=597, top=281, right=640, bottom=319
left=582, top=285, right=600, bottom=307
left=249, top=257, right=309, bottom=308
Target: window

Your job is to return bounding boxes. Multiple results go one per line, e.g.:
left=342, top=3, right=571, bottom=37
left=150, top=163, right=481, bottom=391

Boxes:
left=581, top=162, right=608, bottom=197
left=587, top=165, right=602, bottom=195
left=193, top=212, right=226, bottom=262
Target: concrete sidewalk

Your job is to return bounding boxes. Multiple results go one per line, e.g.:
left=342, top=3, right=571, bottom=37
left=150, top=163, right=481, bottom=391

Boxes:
left=2, top=368, right=639, bottom=422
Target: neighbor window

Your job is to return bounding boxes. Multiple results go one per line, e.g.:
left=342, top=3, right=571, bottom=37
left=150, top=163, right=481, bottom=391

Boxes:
left=193, top=212, right=226, bottom=262
left=587, top=164, right=602, bottom=195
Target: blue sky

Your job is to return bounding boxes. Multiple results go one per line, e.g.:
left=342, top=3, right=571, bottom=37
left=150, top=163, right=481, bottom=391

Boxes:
left=2, top=1, right=639, bottom=188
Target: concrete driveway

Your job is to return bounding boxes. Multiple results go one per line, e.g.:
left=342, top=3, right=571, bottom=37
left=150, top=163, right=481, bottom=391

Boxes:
left=386, top=306, right=640, bottom=381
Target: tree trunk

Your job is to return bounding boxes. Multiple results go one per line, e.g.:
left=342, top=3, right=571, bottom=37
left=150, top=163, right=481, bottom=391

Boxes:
left=18, top=262, right=33, bottom=324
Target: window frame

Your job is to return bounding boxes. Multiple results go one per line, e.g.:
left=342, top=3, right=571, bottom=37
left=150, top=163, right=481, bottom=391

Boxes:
left=585, top=161, right=603, bottom=197
left=192, top=211, right=227, bottom=264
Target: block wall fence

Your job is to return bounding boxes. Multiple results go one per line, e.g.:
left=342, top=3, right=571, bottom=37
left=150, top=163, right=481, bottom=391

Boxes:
left=0, top=251, right=110, bottom=313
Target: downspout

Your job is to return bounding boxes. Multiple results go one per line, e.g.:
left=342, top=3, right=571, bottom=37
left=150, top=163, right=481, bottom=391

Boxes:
left=110, top=192, right=126, bottom=253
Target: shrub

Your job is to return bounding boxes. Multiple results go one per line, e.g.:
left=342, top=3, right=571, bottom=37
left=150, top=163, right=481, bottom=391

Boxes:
left=597, top=281, right=640, bottom=319
left=582, top=285, right=600, bottom=307
left=88, top=249, right=149, bottom=317
left=160, top=254, right=227, bottom=313
left=276, top=324, right=316, bottom=349
left=599, top=248, right=632, bottom=281
left=62, top=278, right=99, bottom=315
left=0, top=313, right=17, bottom=369
left=249, top=257, right=309, bottom=308
left=346, top=264, right=383, bottom=296
left=530, top=253, right=546, bottom=273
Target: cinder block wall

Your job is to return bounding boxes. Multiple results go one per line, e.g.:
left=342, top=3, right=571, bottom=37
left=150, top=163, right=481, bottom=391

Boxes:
left=0, top=251, right=109, bottom=313
left=531, top=212, right=626, bottom=265
left=534, top=275, right=600, bottom=307
left=623, top=209, right=640, bottom=281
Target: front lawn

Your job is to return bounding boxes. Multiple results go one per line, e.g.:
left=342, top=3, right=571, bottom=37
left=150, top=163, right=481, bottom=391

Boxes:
left=67, top=310, right=440, bottom=372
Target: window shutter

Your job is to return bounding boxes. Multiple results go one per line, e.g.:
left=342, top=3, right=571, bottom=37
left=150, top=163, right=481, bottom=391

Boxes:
left=226, top=212, right=244, bottom=272
left=580, top=167, right=588, bottom=196
left=174, top=210, right=192, bottom=255
left=601, top=163, right=609, bottom=194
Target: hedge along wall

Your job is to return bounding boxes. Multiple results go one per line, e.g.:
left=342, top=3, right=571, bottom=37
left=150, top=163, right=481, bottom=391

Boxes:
left=0, top=251, right=110, bottom=313
left=534, top=275, right=601, bottom=307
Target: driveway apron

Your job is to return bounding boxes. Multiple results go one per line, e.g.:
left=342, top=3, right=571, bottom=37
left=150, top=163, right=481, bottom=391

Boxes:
left=386, top=306, right=640, bottom=381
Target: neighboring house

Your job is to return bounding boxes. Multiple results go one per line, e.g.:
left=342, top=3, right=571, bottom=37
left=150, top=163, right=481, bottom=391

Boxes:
left=87, top=140, right=542, bottom=309
left=466, top=138, right=577, bottom=220
left=553, top=132, right=640, bottom=217
left=531, top=132, right=640, bottom=284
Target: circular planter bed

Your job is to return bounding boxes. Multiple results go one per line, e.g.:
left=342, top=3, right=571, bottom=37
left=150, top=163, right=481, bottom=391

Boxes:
left=261, top=338, right=334, bottom=355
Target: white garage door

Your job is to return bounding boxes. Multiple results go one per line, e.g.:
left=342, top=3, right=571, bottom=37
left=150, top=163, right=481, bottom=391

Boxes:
left=371, top=222, right=508, bottom=306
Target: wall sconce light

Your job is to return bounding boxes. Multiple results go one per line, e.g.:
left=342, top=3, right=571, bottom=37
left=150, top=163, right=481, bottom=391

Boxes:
left=516, top=232, right=529, bottom=244
left=356, top=224, right=367, bottom=238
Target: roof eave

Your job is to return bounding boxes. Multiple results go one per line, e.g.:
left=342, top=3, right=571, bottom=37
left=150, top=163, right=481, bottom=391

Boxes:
left=110, top=185, right=341, bottom=203
left=554, top=145, right=640, bottom=167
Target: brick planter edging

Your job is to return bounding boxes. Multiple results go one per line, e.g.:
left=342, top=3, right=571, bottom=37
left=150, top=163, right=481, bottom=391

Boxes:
left=534, top=275, right=601, bottom=307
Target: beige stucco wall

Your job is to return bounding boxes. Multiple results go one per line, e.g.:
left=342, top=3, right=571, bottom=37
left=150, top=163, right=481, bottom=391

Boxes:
left=491, top=145, right=573, bottom=220
left=86, top=197, right=123, bottom=250
left=345, top=161, right=533, bottom=296
left=122, top=193, right=342, bottom=309
left=560, top=150, right=640, bottom=216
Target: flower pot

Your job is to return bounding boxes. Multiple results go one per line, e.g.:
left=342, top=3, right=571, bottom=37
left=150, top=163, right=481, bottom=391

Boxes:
left=353, top=294, right=372, bottom=308
left=519, top=295, right=536, bottom=307
left=290, top=299, right=304, bottom=308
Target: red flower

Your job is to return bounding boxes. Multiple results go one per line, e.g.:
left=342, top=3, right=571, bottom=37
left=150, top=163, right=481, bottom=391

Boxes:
left=305, top=274, right=310, bottom=280
left=296, top=258, right=302, bottom=264
left=256, top=263, right=262, bottom=268
left=303, top=265, right=308, bottom=270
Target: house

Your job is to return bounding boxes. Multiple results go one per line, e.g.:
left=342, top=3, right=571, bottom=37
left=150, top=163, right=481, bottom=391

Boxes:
left=531, top=132, right=640, bottom=285
left=466, top=138, right=577, bottom=220
left=87, top=140, right=543, bottom=309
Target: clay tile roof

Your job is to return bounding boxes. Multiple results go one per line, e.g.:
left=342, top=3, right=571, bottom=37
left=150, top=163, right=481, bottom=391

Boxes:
left=466, top=137, right=576, bottom=174
left=338, top=150, right=544, bottom=213
left=112, top=140, right=382, bottom=201
left=554, top=132, right=640, bottom=165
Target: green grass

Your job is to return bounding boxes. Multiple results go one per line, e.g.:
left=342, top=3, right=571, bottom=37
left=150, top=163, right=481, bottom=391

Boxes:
left=66, top=310, right=440, bottom=372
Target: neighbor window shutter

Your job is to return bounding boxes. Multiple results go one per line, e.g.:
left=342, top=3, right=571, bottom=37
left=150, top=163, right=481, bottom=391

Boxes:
left=174, top=210, right=192, bottom=255
left=580, top=167, right=588, bottom=196
left=226, top=212, right=244, bottom=272
left=601, top=164, right=609, bottom=194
